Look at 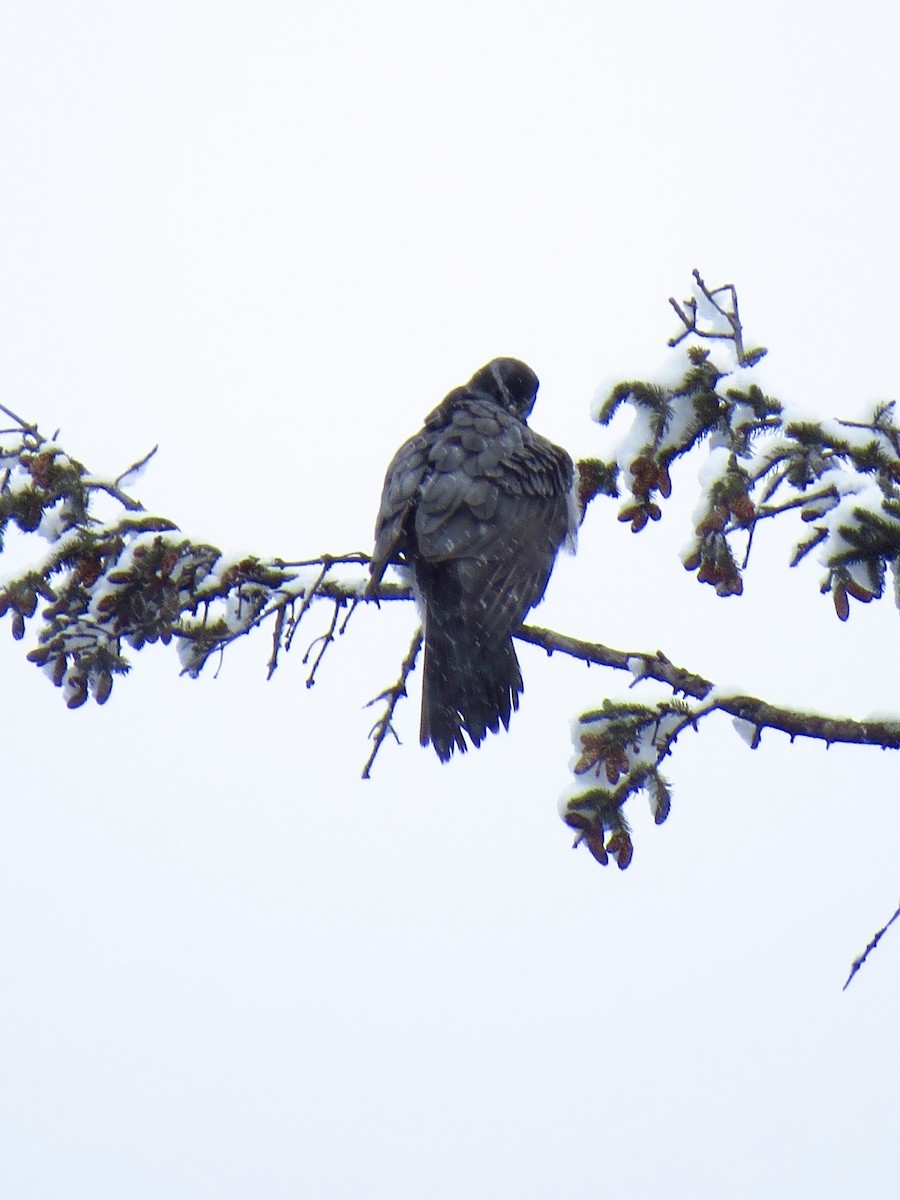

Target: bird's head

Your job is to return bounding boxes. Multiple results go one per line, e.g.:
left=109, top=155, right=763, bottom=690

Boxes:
left=468, top=358, right=539, bottom=420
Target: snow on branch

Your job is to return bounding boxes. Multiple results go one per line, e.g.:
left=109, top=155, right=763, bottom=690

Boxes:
left=582, top=270, right=900, bottom=617
left=0, top=402, right=373, bottom=707
left=4, top=270, right=900, bottom=919
left=519, top=623, right=900, bottom=869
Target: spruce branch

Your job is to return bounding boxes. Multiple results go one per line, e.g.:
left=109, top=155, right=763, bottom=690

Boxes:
left=0, top=396, right=377, bottom=704
left=521, top=621, right=900, bottom=866
left=521, top=621, right=900, bottom=751
left=598, top=278, right=900, bottom=620
left=5, top=270, right=900, bottom=923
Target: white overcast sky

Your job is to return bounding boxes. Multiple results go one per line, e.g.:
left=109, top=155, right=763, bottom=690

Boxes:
left=2, top=3, right=900, bottom=1197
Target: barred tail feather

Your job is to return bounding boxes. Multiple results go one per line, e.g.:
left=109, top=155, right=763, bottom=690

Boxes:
left=420, top=618, right=523, bottom=761
left=420, top=620, right=468, bottom=761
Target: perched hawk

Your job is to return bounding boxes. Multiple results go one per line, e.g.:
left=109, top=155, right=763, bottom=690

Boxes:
left=367, top=358, right=576, bottom=761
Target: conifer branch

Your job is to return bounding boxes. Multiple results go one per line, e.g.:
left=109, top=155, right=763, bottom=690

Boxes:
left=5, top=272, right=900, bottom=906
left=521, top=621, right=900, bottom=751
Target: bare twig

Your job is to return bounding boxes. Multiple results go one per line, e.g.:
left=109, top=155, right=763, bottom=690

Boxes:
left=284, top=562, right=331, bottom=653
left=303, top=598, right=345, bottom=687
left=668, top=268, right=753, bottom=363
left=843, top=900, right=900, bottom=990
left=338, top=597, right=359, bottom=634
left=274, top=551, right=371, bottom=570
left=0, top=401, right=42, bottom=437
left=267, top=603, right=288, bottom=680
left=516, top=625, right=713, bottom=699
left=362, top=626, right=423, bottom=780
left=114, top=444, right=159, bottom=491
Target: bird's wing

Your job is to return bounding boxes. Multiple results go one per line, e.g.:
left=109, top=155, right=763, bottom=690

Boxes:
left=366, top=429, right=431, bottom=592
left=415, top=400, right=574, bottom=637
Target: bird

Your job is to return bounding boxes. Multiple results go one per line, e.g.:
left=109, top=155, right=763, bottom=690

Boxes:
left=366, top=357, right=576, bottom=761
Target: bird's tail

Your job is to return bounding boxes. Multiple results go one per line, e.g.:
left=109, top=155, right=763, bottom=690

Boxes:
left=420, top=614, right=523, bottom=762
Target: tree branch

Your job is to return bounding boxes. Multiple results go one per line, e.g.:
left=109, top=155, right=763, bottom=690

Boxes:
left=522, top=617, right=900, bottom=869
left=518, top=623, right=900, bottom=751
left=5, top=274, right=900, bottom=922
left=516, top=625, right=713, bottom=699
left=667, top=268, right=765, bottom=366
left=362, top=626, right=423, bottom=779
left=844, top=900, right=900, bottom=990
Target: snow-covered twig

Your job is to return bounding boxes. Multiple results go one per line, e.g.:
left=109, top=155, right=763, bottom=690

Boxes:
left=519, top=621, right=900, bottom=866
